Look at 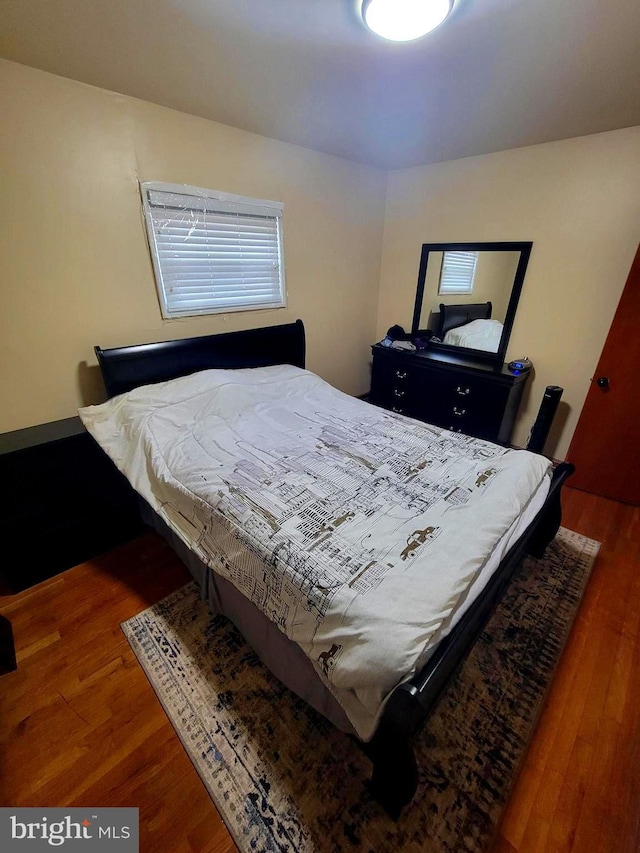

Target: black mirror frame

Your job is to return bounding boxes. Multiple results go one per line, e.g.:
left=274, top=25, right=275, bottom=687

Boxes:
left=411, top=241, right=533, bottom=365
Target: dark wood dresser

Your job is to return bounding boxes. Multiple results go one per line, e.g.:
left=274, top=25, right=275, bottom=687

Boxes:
left=0, top=417, right=142, bottom=591
left=370, top=344, right=529, bottom=444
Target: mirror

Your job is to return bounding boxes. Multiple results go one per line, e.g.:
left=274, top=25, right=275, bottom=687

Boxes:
left=411, top=241, right=532, bottom=364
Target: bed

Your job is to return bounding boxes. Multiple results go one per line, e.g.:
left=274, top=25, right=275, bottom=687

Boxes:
left=83, top=319, right=573, bottom=818
left=438, top=302, right=503, bottom=352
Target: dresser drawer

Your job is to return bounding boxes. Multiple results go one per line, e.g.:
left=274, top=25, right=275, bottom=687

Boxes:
left=370, top=345, right=528, bottom=444
left=370, top=361, right=422, bottom=416
left=427, top=374, right=511, bottom=439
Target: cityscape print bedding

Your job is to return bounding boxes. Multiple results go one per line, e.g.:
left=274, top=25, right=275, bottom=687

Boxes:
left=80, top=364, right=550, bottom=738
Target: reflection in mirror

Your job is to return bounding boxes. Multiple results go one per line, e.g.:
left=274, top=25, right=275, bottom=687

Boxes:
left=412, top=242, right=532, bottom=364
left=419, top=250, right=521, bottom=353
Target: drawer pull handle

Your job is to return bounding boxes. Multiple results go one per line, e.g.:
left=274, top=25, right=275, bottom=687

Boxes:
left=392, top=406, right=403, bottom=414
left=453, top=407, right=466, bottom=416
left=449, top=426, right=463, bottom=433
left=394, top=389, right=405, bottom=398
left=456, top=386, right=471, bottom=396
left=395, top=371, right=408, bottom=380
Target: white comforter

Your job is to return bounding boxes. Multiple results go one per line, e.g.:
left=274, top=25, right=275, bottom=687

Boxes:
left=443, top=318, right=503, bottom=352
left=80, top=365, right=550, bottom=739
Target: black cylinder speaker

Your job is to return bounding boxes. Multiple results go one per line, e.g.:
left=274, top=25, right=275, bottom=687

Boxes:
left=527, top=386, right=563, bottom=454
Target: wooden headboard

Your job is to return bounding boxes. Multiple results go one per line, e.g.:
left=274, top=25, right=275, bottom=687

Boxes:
left=95, top=319, right=306, bottom=398
left=437, top=302, right=492, bottom=339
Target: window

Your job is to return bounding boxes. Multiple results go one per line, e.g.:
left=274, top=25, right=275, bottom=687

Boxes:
left=141, top=182, right=286, bottom=319
left=438, top=251, right=478, bottom=295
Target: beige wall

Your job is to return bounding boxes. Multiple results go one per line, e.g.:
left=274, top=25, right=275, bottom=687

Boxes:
left=2, top=59, right=639, bottom=461
left=0, top=59, right=387, bottom=433
left=378, top=128, right=640, bottom=457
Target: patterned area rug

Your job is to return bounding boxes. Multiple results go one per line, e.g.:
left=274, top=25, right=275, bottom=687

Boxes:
left=122, top=528, right=599, bottom=853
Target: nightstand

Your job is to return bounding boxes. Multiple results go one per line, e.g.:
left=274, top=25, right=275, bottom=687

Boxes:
left=0, top=417, right=143, bottom=591
left=0, top=613, right=17, bottom=674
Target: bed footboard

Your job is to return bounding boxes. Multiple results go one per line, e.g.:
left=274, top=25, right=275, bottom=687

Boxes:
left=367, top=462, right=575, bottom=818
left=525, top=463, right=573, bottom=558
left=362, top=687, right=424, bottom=819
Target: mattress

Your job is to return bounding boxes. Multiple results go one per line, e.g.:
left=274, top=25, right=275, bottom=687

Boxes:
left=80, top=364, right=551, bottom=739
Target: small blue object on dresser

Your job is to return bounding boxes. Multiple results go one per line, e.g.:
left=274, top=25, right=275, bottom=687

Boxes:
left=507, top=357, right=532, bottom=374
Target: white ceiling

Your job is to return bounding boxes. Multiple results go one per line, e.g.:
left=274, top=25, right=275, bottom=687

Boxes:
left=1, top=0, right=639, bottom=170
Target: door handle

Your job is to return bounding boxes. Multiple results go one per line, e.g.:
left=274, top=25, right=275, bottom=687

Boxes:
left=595, top=376, right=610, bottom=389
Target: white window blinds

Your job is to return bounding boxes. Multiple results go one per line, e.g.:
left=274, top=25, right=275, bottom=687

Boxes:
left=141, top=182, right=286, bottom=318
left=438, top=251, right=478, bottom=295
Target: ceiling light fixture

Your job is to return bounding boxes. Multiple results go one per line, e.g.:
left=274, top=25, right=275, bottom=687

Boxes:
left=361, top=0, right=454, bottom=42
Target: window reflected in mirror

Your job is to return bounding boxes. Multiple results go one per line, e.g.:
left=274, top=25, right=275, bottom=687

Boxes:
left=438, top=251, right=478, bottom=295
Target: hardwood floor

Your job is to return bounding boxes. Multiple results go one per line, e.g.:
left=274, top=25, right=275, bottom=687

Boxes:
left=493, top=488, right=640, bottom=853
left=0, top=533, right=235, bottom=852
left=0, top=486, right=638, bottom=852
